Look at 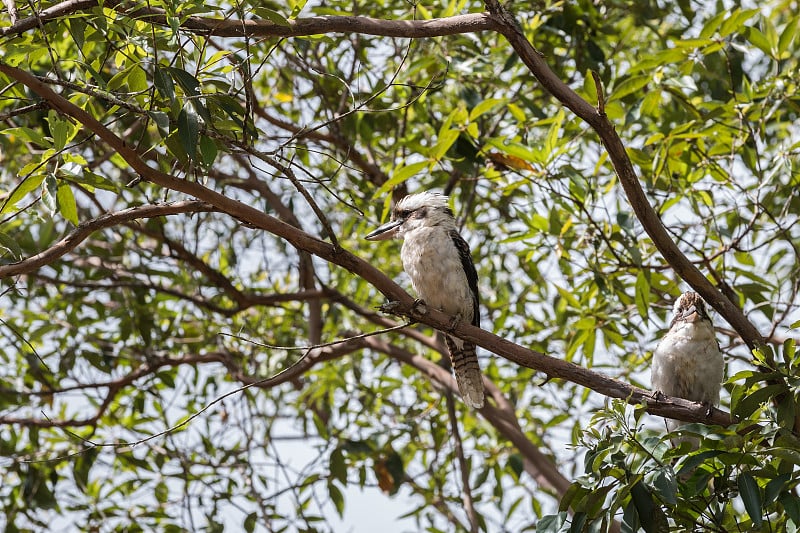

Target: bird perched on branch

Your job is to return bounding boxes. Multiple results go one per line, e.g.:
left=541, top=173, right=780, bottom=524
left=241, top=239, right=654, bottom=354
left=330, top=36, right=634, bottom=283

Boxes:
left=651, top=291, right=724, bottom=433
left=365, top=191, right=484, bottom=409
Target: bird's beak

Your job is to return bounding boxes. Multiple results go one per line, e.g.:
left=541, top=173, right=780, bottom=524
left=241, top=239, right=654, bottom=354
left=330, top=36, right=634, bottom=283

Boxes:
left=364, top=219, right=403, bottom=241
left=678, top=305, right=699, bottom=322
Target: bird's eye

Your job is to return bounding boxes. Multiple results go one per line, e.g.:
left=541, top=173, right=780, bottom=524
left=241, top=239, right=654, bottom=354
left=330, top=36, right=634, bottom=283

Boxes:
left=398, top=209, right=411, bottom=219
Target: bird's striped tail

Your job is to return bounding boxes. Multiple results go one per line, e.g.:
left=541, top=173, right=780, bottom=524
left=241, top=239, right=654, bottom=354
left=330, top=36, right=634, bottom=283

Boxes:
left=444, top=335, right=485, bottom=409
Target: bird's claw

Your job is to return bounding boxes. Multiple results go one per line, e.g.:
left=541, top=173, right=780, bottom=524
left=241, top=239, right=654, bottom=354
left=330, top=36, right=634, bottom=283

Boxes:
left=651, top=389, right=666, bottom=401
left=410, top=298, right=428, bottom=317
left=702, top=401, right=714, bottom=418
left=378, top=300, right=401, bottom=314
left=447, top=313, right=463, bottom=333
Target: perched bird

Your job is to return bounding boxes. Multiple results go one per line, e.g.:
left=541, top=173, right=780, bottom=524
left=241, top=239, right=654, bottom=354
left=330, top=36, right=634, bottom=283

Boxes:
left=651, top=291, right=724, bottom=433
left=365, top=191, right=484, bottom=408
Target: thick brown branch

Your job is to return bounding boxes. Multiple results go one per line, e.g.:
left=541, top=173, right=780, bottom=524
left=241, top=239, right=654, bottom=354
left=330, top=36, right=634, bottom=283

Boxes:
left=0, top=1, right=500, bottom=39
left=0, top=201, right=216, bottom=278
left=0, top=0, right=97, bottom=37
left=123, top=9, right=500, bottom=38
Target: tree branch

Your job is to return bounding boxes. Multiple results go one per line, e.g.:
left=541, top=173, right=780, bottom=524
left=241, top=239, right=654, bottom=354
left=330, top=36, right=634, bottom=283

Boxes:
left=0, top=0, right=500, bottom=39
left=0, top=0, right=97, bottom=37
left=445, top=390, right=479, bottom=533
left=0, top=201, right=216, bottom=278
left=121, top=8, right=501, bottom=39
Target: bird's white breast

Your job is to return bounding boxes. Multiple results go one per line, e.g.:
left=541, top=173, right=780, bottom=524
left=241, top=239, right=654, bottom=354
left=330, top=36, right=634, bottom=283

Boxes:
left=400, top=226, right=474, bottom=323
left=651, top=320, right=724, bottom=404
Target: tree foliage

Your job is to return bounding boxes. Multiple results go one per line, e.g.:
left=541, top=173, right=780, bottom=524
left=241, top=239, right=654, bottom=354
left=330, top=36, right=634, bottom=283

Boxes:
left=0, top=0, right=799, bottom=531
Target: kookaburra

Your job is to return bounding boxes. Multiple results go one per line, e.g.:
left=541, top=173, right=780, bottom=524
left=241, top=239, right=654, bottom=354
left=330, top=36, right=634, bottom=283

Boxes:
left=365, top=191, right=485, bottom=409
left=651, top=291, right=724, bottom=432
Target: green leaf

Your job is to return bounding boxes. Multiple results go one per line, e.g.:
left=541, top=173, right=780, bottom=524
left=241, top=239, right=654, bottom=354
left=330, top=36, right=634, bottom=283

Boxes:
left=582, top=70, right=598, bottom=102
left=42, top=173, right=58, bottom=214
left=764, top=473, right=791, bottom=505
left=468, top=97, right=506, bottom=121
left=640, top=89, right=662, bottom=116
left=699, top=10, right=726, bottom=38
left=327, top=481, right=344, bottom=517
left=0, top=231, right=23, bottom=259
left=652, top=467, right=677, bottom=505
left=73, top=447, right=98, bottom=492
left=149, top=111, right=170, bottom=133
left=154, top=481, right=168, bottom=503
left=508, top=453, right=524, bottom=479
left=429, top=129, right=460, bottom=161
left=738, top=472, right=762, bottom=527
left=610, top=75, right=650, bottom=102
left=67, top=18, right=86, bottom=50
left=782, top=339, right=797, bottom=366
left=107, top=68, right=129, bottom=91
left=46, top=113, right=69, bottom=151
left=536, top=512, right=567, bottom=533
left=634, top=271, right=650, bottom=322
left=485, top=138, right=541, bottom=164
left=1, top=173, right=46, bottom=214
left=779, top=16, right=799, bottom=56
left=1, top=127, right=50, bottom=148
left=329, top=447, right=346, bottom=485
left=198, top=135, right=218, bottom=166
left=167, top=67, right=201, bottom=96
left=127, top=66, right=148, bottom=93
left=630, top=481, right=668, bottom=533
left=780, top=492, right=800, bottom=525
left=373, top=161, right=428, bottom=198
left=177, top=105, right=199, bottom=159
left=56, top=183, right=79, bottom=225
left=743, top=26, right=772, bottom=56
left=154, top=66, right=175, bottom=101
left=544, top=110, right=564, bottom=157
left=243, top=512, right=257, bottom=533
left=253, top=7, right=290, bottom=26
left=732, top=384, right=785, bottom=419
left=72, top=170, right=118, bottom=192
left=719, top=9, right=758, bottom=38
left=568, top=513, right=587, bottom=533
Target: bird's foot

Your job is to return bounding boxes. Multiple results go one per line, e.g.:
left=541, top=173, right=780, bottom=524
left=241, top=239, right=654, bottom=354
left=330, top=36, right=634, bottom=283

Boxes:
left=378, top=300, right=401, bottom=314
left=410, top=298, right=428, bottom=317
left=651, top=389, right=666, bottom=401
left=447, top=313, right=463, bottom=333
left=702, top=401, right=714, bottom=418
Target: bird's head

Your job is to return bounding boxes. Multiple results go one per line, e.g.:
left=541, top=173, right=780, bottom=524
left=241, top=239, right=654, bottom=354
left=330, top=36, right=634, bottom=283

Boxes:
left=364, top=191, right=457, bottom=241
left=670, top=291, right=710, bottom=326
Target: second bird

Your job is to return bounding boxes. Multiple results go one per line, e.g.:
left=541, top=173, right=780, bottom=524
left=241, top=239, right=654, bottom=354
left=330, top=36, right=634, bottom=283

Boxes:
left=365, top=191, right=485, bottom=409
left=651, top=291, right=724, bottom=433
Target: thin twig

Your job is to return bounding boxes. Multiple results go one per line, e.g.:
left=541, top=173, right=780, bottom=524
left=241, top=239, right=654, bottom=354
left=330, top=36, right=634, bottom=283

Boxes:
left=446, top=391, right=479, bottom=533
